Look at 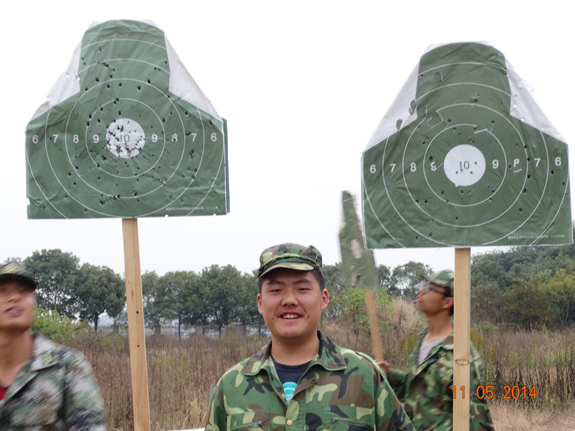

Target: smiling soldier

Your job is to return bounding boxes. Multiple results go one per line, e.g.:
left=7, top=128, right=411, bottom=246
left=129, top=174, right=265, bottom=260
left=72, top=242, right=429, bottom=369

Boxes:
left=206, top=243, right=413, bottom=431
left=0, top=262, right=106, bottom=431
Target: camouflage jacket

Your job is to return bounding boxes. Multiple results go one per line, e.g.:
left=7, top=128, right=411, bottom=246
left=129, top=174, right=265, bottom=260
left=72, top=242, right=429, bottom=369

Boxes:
left=0, top=335, right=106, bottom=431
left=388, top=330, right=494, bottom=431
left=206, top=331, right=413, bottom=431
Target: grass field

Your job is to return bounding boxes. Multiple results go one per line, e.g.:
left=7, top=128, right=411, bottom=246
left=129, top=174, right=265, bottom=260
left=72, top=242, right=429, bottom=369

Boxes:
left=61, top=299, right=574, bottom=430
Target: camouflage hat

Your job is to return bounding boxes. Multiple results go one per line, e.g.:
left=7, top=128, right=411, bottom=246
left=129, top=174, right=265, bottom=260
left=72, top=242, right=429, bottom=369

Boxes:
left=424, top=269, right=454, bottom=296
left=0, top=262, right=37, bottom=290
left=258, top=243, right=322, bottom=278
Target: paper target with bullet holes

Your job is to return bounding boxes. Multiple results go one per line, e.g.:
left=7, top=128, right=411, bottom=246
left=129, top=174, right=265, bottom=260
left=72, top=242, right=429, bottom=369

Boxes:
left=26, top=20, right=229, bottom=219
left=362, top=42, right=571, bottom=248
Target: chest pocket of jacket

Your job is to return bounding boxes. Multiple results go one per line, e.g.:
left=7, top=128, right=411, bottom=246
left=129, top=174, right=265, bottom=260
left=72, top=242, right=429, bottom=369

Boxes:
left=422, top=362, right=452, bottom=401
left=228, top=412, right=270, bottom=431
left=323, top=405, right=374, bottom=431
left=9, top=402, right=59, bottom=428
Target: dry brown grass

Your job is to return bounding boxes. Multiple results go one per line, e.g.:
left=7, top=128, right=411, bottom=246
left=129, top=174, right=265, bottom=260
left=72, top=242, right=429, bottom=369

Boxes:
left=490, top=401, right=575, bottom=430
left=59, top=299, right=574, bottom=430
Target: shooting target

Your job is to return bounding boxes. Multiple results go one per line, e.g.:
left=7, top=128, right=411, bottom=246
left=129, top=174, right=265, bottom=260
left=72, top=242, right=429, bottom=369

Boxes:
left=362, top=42, right=571, bottom=248
left=26, top=20, right=229, bottom=219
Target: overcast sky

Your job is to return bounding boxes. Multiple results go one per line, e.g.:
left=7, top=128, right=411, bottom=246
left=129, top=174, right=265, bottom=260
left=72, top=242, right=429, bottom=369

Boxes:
left=1, top=1, right=573, bottom=277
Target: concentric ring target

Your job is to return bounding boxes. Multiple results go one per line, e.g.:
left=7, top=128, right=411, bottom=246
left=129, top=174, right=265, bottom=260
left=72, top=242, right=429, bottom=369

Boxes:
left=362, top=42, right=571, bottom=248
left=25, top=20, right=229, bottom=219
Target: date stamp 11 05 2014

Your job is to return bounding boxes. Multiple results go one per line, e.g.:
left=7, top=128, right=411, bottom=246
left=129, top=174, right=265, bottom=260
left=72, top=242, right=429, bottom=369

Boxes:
left=452, top=385, right=538, bottom=400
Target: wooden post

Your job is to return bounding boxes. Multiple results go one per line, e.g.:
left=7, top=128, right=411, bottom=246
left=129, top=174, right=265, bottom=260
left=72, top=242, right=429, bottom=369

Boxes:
left=365, top=289, right=384, bottom=362
left=122, top=219, right=151, bottom=431
left=453, top=247, right=471, bottom=430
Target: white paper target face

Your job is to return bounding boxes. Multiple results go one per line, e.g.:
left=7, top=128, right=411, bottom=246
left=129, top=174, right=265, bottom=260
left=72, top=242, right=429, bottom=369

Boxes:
left=362, top=42, right=571, bottom=248
left=25, top=20, right=229, bottom=219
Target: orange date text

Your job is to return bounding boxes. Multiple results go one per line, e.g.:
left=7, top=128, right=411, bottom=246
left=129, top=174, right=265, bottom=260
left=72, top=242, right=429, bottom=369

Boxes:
left=451, top=385, right=537, bottom=400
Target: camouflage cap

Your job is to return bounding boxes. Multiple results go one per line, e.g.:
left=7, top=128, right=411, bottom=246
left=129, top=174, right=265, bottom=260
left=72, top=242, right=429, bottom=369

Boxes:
left=0, top=262, right=37, bottom=290
left=258, top=243, right=322, bottom=278
left=425, top=269, right=454, bottom=296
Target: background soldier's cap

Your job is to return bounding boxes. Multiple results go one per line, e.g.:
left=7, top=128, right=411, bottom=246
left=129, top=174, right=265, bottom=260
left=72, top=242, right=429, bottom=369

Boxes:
left=258, top=243, right=323, bottom=278
left=0, top=262, right=37, bottom=290
left=425, top=269, right=454, bottom=296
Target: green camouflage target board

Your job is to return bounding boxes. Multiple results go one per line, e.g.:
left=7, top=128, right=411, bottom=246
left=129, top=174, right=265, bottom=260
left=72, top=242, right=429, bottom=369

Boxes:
left=362, top=42, right=571, bottom=248
left=26, top=20, right=229, bottom=219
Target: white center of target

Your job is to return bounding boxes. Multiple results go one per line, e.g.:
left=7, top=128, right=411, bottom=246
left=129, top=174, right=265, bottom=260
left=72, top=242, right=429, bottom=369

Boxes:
left=443, top=144, right=486, bottom=187
left=106, top=118, right=146, bottom=159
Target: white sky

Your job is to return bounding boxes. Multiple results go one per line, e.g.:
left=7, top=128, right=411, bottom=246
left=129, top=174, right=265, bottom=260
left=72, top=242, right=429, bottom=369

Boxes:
left=1, top=1, right=573, bottom=277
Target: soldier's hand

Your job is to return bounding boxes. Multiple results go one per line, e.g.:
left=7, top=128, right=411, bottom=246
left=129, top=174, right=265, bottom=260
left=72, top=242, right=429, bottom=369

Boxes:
left=376, top=360, right=391, bottom=377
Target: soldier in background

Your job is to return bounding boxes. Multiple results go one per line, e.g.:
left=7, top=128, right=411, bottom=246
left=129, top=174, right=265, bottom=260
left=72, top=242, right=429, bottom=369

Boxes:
left=0, top=262, right=106, bottom=430
left=206, top=243, right=413, bottom=431
left=377, top=270, right=494, bottom=431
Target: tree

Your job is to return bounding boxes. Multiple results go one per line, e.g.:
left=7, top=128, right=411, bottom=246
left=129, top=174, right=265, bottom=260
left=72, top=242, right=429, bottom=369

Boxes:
left=471, top=258, right=508, bottom=291
left=503, top=280, right=553, bottom=329
left=158, top=271, right=204, bottom=339
left=202, top=265, right=242, bottom=337
left=234, top=271, right=264, bottom=334
left=471, top=281, right=503, bottom=324
left=74, top=264, right=125, bottom=332
left=390, top=261, right=433, bottom=300
left=533, top=262, right=575, bottom=326
left=142, top=271, right=164, bottom=328
left=24, top=249, right=80, bottom=318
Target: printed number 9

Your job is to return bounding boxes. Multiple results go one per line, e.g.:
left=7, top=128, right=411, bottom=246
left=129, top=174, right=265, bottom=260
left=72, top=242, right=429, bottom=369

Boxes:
left=492, top=160, right=499, bottom=169
left=151, top=134, right=158, bottom=143
left=211, top=133, right=217, bottom=142
left=370, top=164, right=376, bottom=174
left=430, top=162, right=437, bottom=171
left=93, top=135, right=99, bottom=144
left=555, top=157, right=562, bottom=166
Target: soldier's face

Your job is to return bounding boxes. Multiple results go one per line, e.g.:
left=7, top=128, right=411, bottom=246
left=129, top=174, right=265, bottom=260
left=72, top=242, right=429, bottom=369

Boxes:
left=416, top=282, right=452, bottom=315
left=258, top=268, right=328, bottom=345
left=0, top=282, right=35, bottom=333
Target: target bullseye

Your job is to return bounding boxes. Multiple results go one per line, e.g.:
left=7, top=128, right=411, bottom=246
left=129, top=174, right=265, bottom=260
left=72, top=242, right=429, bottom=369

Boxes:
left=444, top=145, right=486, bottom=187
left=106, top=118, right=146, bottom=159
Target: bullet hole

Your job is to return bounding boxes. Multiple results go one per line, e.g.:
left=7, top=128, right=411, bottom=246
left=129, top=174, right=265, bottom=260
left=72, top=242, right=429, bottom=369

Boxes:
left=523, top=189, right=527, bottom=193
left=119, top=83, right=122, bottom=87
left=441, top=191, right=445, bottom=195
left=147, top=79, right=151, bottom=84
left=489, top=198, right=492, bottom=202
left=563, top=182, right=566, bottom=186
left=551, top=171, right=555, bottom=175
left=429, top=156, right=433, bottom=161
left=85, top=87, right=89, bottom=92
left=137, top=86, right=141, bottom=91
left=448, top=119, right=451, bottom=123
left=95, top=77, right=99, bottom=82
left=415, top=236, right=419, bottom=240
left=527, top=175, right=531, bottom=180
left=107, top=84, right=110, bottom=89
left=519, top=208, right=523, bottom=213
left=424, top=200, right=428, bottom=204
left=429, top=232, right=433, bottom=236
left=491, top=120, right=495, bottom=124
left=455, top=217, right=459, bottom=221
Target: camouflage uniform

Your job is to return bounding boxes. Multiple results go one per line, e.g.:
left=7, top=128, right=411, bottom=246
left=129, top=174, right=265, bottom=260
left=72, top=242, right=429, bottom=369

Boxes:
left=206, top=331, right=413, bottom=431
left=0, top=335, right=106, bottom=431
left=388, top=329, right=494, bottom=431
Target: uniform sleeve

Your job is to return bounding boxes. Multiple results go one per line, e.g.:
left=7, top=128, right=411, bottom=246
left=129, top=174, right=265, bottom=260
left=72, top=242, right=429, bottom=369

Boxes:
left=374, top=367, right=413, bottom=430
left=469, top=350, right=495, bottom=431
left=387, top=369, right=408, bottom=401
left=63, top=352, right=107, bottom=431
left=205, top=380, right=227, bottom=431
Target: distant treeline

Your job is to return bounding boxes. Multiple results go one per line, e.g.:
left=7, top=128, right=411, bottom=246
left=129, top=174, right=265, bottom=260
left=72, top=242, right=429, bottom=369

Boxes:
left=6, top=243, right=575, bottom=333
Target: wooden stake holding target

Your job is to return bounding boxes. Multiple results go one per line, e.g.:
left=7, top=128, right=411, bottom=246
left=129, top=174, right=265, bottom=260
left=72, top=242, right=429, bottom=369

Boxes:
left=123, top=219, right=151, bottom=431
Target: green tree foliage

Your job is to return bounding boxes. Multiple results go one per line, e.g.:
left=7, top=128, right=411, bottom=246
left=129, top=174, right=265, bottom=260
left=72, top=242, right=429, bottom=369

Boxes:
left=24, top=249, right=79, bottom=318
left=158, top=271, right=204, bottom=338
left=202, top=264, right=243, bottom=337
left=502, top=280, right=553, bottom=329
left=471, top=257, right=509, bottom=291
left=31, top=308, right=88, bottom=342
left=471, top=281, right=503, bottom=324
left=531, top=261, right=575, bottom=326
left=75, top=264, right=125, bottom=332
left=142, top=270, right=163, bottom=328
left=389, top=261, right=433, bottom=300
left=234, top=270, right=263, bottom=332
left=329, top=286, right=390, bottom=333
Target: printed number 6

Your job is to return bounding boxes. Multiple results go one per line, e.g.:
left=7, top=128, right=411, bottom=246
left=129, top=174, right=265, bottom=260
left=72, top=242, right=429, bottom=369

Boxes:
left=211, top=133, right=217, bottom=142
left=555, top=157, right=562, bottom=166
left=370, top=164, right=376, bottom=174
left=32, top=135, right=39, bottom=144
